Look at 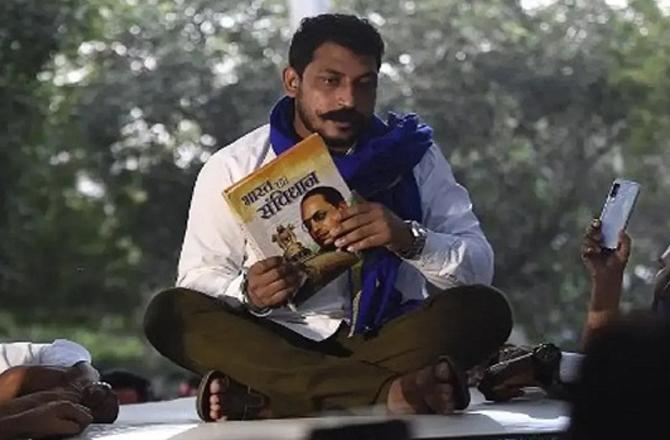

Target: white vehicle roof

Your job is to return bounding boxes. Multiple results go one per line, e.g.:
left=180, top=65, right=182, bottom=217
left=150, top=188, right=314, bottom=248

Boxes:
left=74, top=388, right=569, bottom=440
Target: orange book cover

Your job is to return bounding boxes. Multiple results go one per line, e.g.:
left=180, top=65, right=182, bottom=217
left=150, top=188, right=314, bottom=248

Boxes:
left=223, top=134, right=360, bottom=305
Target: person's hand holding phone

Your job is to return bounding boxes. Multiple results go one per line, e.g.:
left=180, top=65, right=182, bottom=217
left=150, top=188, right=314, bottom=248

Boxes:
left=581, top=218, right=631, bottom=283
left=580, top=219, right=631, bottom=348
left=580, top=178, right=639, bottom=348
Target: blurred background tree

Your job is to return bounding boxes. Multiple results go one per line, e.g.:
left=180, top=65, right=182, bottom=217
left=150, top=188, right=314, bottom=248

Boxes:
left=1, top=0, right=668, bottom=394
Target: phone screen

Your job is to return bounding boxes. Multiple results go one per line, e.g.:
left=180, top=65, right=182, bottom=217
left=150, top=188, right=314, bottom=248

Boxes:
left=599, top=179, right=640, bottom=250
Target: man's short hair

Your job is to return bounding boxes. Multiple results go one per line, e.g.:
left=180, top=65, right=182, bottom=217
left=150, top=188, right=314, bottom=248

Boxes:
left=301, top=186, right=345, bottom=208
left=289, top=13, right=384, bottom=76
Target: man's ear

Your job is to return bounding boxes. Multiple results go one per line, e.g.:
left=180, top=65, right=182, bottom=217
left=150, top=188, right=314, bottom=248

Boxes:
left=282, top=66, right=300, bottom=97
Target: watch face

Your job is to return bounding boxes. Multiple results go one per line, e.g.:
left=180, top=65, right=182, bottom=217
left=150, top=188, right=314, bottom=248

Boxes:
left=534, top=343, right=561, bottom=364
left=398, top=221, right=426, bottom=260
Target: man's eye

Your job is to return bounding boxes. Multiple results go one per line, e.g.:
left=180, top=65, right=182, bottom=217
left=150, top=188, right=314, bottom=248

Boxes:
left=357, top=78, right=377, bottom=90
left=314, top=211, right=327, bottom=221
left=322, top=77, right=339, bottom=86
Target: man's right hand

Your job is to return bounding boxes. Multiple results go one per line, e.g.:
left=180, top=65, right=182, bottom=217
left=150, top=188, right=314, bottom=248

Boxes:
left=81, top=382, right=119, bottom=424
left=2, top=401, right=93, bottom=439
left=246, top=257, right=301, bottom=310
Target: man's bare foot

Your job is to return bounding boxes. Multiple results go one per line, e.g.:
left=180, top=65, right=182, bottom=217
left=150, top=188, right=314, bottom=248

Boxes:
left=387, top=358, right=468, bottom=415
left=207, top=377, right=227, bottom=421
left=205, top=376, right=271, bottom=421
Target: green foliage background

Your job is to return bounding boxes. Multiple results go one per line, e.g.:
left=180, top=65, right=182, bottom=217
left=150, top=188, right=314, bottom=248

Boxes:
left=2, top=0, right=669, bottom=394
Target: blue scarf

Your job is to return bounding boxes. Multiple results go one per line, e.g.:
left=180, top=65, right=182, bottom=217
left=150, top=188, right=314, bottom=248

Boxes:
left=269, top=96, right=433, bottom=334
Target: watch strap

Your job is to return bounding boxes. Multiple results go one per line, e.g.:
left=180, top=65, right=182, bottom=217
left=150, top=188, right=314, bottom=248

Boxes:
left=396, top=220, right=427, bottom=260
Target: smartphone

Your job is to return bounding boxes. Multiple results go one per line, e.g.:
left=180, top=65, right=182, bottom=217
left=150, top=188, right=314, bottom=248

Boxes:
left=598, top=178, right=640, bottom=250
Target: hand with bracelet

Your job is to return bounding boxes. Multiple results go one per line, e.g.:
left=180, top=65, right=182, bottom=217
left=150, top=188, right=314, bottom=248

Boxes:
left=244, top=257, right=302, bottom=315
left=0, top=363, right=118, bottom=424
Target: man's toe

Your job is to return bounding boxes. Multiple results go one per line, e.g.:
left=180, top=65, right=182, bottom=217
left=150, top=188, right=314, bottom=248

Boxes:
left=434, top=359, right=452, bottom=382
left=209, top=378, right=224, bottom=393
left=209, top=401, right=221, bottom=421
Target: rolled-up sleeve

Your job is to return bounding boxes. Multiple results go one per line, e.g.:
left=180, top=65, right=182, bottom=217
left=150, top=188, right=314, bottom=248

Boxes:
left=404, top=144, right=494, bottom=288
left=176, top=158, right=247, bottom=304
left=0, top=339, right=92, bottom=373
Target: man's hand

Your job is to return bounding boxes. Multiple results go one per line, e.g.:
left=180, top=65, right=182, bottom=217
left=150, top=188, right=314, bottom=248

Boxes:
left=65, top=362, right=100, bottom=390
left=581, top=218, right=631, bottom=282
left=246, top=257, right=301, bottom=310
left=80, top=382, right=119, bottom=423
left=580, top=218, right=631, bottom=348
left=480, top=369, right=537, bottom=402
left=0, top=401, right=93, bottom=440
left=0, top=388, right=81, bottom=418
left=330, top=201, right=412, bottom=253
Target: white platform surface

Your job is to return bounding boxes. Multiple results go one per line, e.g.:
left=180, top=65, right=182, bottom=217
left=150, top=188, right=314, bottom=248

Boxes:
left=73, top=388, right=569, bottom=439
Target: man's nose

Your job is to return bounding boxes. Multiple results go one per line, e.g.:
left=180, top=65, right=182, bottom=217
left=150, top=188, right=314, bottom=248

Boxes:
left=336, top=83, right=355, bottom=109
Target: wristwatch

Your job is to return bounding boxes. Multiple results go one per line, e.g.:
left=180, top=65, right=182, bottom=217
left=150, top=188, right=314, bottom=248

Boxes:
left=531, top=342, right=562, bottom=388
left=395, top=220, right=427, bottom=260
left=241, top=270, right=272, bottom=317
left=477, top=342, right=562, bottom=402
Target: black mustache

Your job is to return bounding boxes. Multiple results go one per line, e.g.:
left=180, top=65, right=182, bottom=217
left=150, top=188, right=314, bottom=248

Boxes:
left=320, top=109, right=364, bottom=123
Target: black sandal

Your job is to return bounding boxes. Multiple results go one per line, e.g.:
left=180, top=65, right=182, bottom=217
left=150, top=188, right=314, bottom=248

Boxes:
left=436, top=355, right=471, bottom=410
left=196, top=370, right=269, bottom=421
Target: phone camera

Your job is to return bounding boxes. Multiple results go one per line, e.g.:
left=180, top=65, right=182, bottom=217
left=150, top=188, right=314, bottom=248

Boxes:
left=610, top=183, right=620, bottom=198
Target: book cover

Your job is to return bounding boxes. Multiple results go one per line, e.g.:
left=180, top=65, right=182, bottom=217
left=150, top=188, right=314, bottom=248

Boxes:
left=223, top=133, right=360, bottom=306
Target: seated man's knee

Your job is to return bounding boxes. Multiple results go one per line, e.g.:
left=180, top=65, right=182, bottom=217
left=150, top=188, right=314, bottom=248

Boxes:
left=478, top=285, right=513, bottom=336
left=474, top=285, right=513, bottom=342
left=438, top=284, right=513, bottom=342
left=143, top=288, right=188, bottom=352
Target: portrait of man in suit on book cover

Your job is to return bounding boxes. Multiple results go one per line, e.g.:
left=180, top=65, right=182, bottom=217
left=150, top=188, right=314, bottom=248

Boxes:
left=294, top=185, right=359, bottom=304
left=300, top=186, right=348, bottom=253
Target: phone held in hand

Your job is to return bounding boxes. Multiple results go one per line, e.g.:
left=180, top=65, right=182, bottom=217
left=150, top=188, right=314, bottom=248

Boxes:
left=599, top=178, right=640, bottom=250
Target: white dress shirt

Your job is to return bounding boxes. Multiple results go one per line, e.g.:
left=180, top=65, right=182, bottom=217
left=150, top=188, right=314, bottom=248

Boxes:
left=0, top=339, right=92, bottom=373
left=177, top=124, right=494, bottom=341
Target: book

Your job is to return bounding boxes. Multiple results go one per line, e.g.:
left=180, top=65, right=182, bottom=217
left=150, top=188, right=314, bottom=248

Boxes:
left=223, top=133, right=360, bottom=306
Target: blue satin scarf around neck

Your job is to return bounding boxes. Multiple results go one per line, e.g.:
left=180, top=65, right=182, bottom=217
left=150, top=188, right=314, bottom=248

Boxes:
left=269, top=96, right=433, bottom=334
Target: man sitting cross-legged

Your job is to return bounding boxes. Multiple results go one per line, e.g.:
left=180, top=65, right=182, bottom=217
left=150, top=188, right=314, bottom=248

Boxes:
left=144, top=13, right=512, bottom=420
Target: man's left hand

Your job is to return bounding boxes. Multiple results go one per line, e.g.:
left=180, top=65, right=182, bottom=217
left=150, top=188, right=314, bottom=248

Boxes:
left=65, top=362, right=100, bottom=390
left=331, top=201, right=412, bottom=253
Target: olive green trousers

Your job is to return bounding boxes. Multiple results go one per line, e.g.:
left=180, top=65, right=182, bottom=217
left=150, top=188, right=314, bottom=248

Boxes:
left=143, top=284, right=512, bottom=417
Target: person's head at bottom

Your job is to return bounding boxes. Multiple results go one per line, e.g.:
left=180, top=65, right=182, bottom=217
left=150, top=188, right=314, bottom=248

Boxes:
left=100, top=369, right=152, bottom=404
left=568, top=312, right=670, bottom=439
left=178, top=374, right=200, bottom=398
